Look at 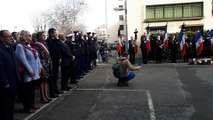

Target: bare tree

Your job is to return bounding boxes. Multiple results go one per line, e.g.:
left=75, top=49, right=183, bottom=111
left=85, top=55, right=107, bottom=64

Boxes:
left=44, top=0, right=87, bottom=35
left=30, top=12, right=47, bottom=32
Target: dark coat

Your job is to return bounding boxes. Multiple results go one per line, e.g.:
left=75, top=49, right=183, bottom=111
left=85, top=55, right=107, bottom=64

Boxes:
left=46, top=37, right=62, bottom=63
left=58, top=40, right=73, bottom=66
left=0, top=43, right=20, bottom=91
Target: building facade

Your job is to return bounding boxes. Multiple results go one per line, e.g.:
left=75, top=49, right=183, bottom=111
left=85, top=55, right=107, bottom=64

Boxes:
left=97, top=0, right=213, bottom=43
left=127, top=0, right=213, bottom=39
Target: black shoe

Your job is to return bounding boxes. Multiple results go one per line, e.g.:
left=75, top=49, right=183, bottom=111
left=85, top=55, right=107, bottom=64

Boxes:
left=40, top=98, right=50, bottom=103
left=117, top=82, right=128, bottom=86
left=66, top=86, right=72, bottom=89
left=47, top=98, right=52, bottom=101
left=117, top=82, right=123, bottom=86
left=61, top=87, right=72, bottom=91
left=76, top=76, right=83, bottom=79
left=55, top=91, right=63, bottom=94
left=70, top=81, right=79, bottom=84
left=24, top=108, right=36, bottom=113
left=50, top=94, right=59, bottom=98
left=81, top=73, right=87, bottom=76
left=123, top=82, right=129, bottom=86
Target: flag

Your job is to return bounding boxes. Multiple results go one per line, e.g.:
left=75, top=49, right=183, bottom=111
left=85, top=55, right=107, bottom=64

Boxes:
left=210, top=29, right=213, bottom=50
left=179, top=25, right=186, bottom=57
left=117, top=36, right=122, bottom=54
left=163, top=25, right=168, bottom=51
left=146, top=26, right=151, bottom=53
left=212, top=0, right=213, bottom=17
left=36, top=42, right=49, bottom=55
left=194, top=30, right=203, bottom=56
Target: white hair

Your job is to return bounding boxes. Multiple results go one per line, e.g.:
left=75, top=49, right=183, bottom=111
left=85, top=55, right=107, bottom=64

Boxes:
left=17, top=30, right=30, bottom=42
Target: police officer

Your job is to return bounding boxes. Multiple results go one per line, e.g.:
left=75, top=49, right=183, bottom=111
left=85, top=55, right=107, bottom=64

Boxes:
left=65, top=34, right=78, bottom=84
left=73, top=31, right=83, bottom=79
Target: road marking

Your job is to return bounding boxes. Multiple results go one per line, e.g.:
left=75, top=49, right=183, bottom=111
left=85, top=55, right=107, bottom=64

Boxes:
left=146, top=91, right=156, bottom=120
left=77, top=88, right=147, bottom=92
left=77, top=88, right=156, bottom=120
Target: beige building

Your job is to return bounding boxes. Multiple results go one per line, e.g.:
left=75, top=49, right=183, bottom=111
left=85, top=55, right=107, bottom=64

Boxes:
left=128, top=0, right=213, bottom=38
left=102, top=0, right=213, bottom=43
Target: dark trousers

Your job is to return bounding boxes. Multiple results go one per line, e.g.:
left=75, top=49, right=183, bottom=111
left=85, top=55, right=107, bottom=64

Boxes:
left=142, top=49, right=148, bottom=64
left=156, top=50, right=162, bottom=63
left=0, top=88, right=15, bottom=120
left=20, top=81, right=35, bottom=111
left=183, top=54, right=189, bottom=63
left=80, top=56, right=85, bottom=75
left=129, top=52, right=135, bottom=64
left=61, top=65, right=70, bottom=89
left=87, top=55, right=92, bottom=70
left=75, top=56, right=81, bottom=78
left=69, top=62, right=77, bottom=83
left=171, top=52, right=176, bottom=63
left=83, top=55, right=88, bottom=73
left=49, top=62, right=59, bottom=95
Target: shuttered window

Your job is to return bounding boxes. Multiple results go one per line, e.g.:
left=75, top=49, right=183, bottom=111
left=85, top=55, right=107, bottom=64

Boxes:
left=146, top=2, right=203, bottom=20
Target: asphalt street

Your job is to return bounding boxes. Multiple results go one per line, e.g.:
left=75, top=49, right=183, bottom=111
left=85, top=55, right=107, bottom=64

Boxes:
left=15, top=55, right=213, bottom=120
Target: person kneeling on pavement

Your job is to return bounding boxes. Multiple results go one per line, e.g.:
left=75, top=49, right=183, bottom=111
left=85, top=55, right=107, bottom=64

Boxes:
left=117, top=51, right=141, bottom=86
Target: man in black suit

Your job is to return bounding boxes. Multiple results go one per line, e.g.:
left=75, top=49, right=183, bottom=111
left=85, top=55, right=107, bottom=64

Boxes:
left=155, top=35, right=163, bottom=64
left=46, top=28, right=63, bottom=97
left=140, top=33, right=148, bottom=64
left=128, top=36, right=135, bottom=64
left=58, top=33, right=76, bottom=91
left=0, top=30, right=20, bottom=120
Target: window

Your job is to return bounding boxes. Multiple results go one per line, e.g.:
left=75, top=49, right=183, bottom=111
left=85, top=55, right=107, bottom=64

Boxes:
left=155, top=7, right=164, bottom=19
left=183, top=5, right=192, bottom=17
left=146, top=2, right=203, bottom=21
left=119, top=15, right=124, bottom=21
left=174, top=5, right=182, bottom=18
left=164, top=6, right=173, bottom=18
left=119, top=25, right=124, bottom=30
left=146, top=7, right=155, bottom=19
left=192, top=4, right=202, bottom=17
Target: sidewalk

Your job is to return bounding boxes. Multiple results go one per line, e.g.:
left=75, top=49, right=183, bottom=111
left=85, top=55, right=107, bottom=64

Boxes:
left=14, top=80, right=78, bottom=120
left=13, top=50, right=144, bottom=120
left=14, top=51, right=120, bottom=120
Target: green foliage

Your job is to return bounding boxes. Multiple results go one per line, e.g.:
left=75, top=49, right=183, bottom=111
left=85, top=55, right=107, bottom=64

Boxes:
left=185, top=31, right=195, bottom=38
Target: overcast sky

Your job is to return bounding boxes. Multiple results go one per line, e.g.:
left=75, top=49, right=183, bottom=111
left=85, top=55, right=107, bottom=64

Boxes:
left=0, top=0, right=106, bottom=33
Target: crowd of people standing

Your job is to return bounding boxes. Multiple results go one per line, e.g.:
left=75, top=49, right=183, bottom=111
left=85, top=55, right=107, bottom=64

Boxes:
left=0, top=28, right=100, bottom=120
left=139, top=31, right=213, bottom=64
left=116, top=29, right=213, bottom=65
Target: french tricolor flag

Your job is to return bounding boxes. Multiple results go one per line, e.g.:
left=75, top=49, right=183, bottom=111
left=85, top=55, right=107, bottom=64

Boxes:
left=163, top=25, right=168, bottom=51
left=117, top=37, right=122, bottom=54
left=194, top=30, right=204, bottom=56
left=210, top=29, right=213, bottom=50
left=179, top=25, right=186, bottom=57
left=212, top=0, right=213, bottom=17
left=146, top=26, right=151, bottom=53
left=146, top=32, right=151, bottom=53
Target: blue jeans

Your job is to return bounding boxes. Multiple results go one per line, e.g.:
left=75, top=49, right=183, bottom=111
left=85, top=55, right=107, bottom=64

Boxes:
left=119, top=71, right=135, bottom=82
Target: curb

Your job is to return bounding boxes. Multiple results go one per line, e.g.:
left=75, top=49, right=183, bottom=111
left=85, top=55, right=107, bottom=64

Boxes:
left=24, top=85, right=78, bottom=120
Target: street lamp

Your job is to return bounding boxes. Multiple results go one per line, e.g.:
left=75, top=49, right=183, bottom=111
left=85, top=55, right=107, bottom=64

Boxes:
left=114, top=0, right=128, bottom=52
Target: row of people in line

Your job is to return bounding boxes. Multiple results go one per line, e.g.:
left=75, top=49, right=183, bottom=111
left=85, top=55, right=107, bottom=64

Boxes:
left=140, top=33, right=212, bottom=64
left=0, top=28, right=100, bottom=120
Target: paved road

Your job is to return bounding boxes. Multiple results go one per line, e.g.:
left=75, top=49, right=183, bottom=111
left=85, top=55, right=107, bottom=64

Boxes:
left=19, top=58, right=213, bottom=120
